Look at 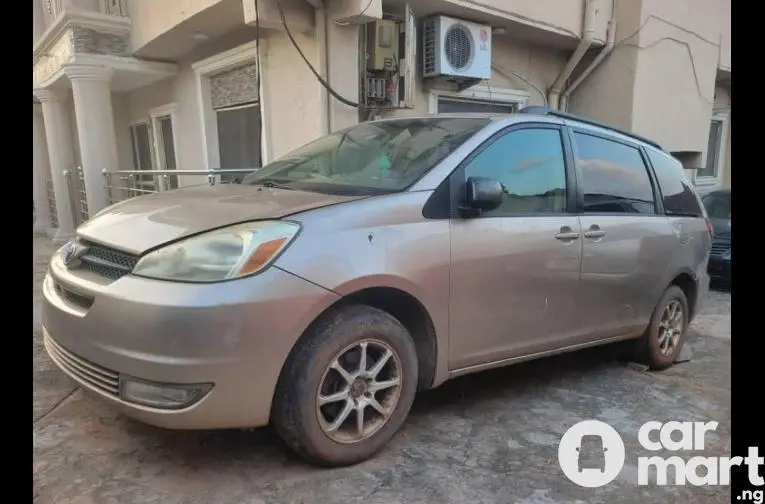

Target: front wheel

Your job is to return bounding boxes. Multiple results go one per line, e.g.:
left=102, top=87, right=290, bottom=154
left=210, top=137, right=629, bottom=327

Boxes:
left=272, top=304, right=418, bottom=466
left=633, top=285, right=689, bottom=370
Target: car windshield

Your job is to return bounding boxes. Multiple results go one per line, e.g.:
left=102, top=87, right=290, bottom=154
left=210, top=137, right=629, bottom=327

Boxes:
left=702, top=191, right=731, bottom=219
left=241, top=117, right=490, bottom=195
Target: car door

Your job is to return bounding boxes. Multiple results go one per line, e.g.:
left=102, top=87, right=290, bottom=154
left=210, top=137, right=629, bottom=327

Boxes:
left=449, top=124, right=584, bottom=370
left=569, top=129, right=674, bottom=341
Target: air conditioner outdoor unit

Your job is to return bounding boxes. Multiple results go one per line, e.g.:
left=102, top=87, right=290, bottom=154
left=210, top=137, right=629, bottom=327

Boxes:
left=422, top=15, right=492, bottom=81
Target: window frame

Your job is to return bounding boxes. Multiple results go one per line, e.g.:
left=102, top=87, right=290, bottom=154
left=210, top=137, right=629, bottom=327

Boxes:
left=695, top=111, right=729, bottom=187
left=440, top=123, right=579, bottom=219
left=192, top=40, right=269, bottom=170
left=428, top=85, right=530, bottom=114
left=566, top=126, right=663, bottom=217
left=214, top=102, right=263, bottom=170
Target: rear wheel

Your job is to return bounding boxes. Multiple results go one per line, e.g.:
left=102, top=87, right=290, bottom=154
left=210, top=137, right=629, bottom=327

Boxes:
left=633, top=285, right=689, bottom=370
left=272, top=304, right=418, bottom=466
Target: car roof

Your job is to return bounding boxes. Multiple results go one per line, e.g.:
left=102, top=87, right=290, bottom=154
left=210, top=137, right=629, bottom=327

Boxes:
left=367, top=111, right=662, bottom=151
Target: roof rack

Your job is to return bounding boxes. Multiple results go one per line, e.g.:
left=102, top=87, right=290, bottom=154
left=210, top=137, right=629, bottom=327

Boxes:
left=518, top=106, right=663, bottom=151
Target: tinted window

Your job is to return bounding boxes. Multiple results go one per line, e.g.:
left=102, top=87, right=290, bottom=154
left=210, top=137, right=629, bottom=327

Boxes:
left=702, top=191, right=731, bottom=219
left=241, top=117, right=490, bottom=195
left=646, top=150, right=703, bottom=217
left=574, top=133, right=656, bottom=214
left=464, top=127, right=567, bottom=215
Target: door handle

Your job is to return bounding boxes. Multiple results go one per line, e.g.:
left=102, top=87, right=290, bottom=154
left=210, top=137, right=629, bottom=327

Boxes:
left=584, top=225, right=606, bottom=239
left=555, top=226, right=580, bottom=241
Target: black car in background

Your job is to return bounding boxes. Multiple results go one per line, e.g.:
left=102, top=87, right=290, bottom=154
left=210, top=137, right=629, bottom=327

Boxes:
left=702, top=189, right=731, bottom=286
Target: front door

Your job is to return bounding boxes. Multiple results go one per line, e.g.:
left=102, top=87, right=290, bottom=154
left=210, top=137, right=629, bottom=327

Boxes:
left=449, top=125, right=584, bottom=370
left=570, top=130, right=670, bottom=340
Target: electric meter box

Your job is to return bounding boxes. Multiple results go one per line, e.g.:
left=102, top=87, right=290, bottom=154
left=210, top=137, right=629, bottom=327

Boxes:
left=367, top=19, right=399, bottom=71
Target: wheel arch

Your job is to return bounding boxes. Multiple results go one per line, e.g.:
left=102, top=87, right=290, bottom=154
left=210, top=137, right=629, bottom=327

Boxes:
left=666, top=269, right=699, bottom=321
left=271, top=282, right=441, bottom=425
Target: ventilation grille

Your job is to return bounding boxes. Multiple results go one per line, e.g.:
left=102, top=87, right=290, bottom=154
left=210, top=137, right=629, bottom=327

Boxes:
left=422, top=19, right=437, bottom=76
left=444, top=24, right=473, bottom=71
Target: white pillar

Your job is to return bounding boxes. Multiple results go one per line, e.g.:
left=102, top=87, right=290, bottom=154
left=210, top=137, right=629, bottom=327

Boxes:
left=33, top=105, right=52, bottom=235
left=34, top=89, right=77, bottom=243
left=66, top=65, right=118, bottom=216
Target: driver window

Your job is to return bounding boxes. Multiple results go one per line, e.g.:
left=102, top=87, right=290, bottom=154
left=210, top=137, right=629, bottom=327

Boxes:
left=463, top=127, right=568, bottom=216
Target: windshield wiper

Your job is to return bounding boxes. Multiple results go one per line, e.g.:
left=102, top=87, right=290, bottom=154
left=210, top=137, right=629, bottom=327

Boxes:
left=257, top=179, right=295, bottom=190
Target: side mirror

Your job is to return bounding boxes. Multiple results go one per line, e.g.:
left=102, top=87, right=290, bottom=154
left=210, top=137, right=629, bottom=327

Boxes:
left=461, top=176, right=503, bottom=215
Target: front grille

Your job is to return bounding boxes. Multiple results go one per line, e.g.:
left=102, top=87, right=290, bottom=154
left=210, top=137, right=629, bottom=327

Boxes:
left=710, top=237, right=731, bottom=257
left=43, top=330, right=120, bottom=397
left=79, top=241, right=138, bottom=281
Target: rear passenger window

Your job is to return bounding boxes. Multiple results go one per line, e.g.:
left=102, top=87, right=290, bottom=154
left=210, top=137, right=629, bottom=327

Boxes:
left=573, top=132, right=656, bottom=214
left=646, top=150, right=704, bottom=217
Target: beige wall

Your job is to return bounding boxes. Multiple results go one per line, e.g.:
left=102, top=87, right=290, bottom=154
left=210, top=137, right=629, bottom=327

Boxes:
left=630, top=0, right=723, bottom=153
left=44, top=0, right=730, bottom=188
left=437, top=0, right=612, bottom=43
left=120, top=29, right=327, bottom=177
left=128, top=0, right=229, bottom=52
left=568, top=0, right=729, bottom=161
left=390, top=36, right=568, bottom=119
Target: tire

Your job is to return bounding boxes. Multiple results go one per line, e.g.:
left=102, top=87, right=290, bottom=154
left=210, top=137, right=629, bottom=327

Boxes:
left=272, top=304, right=419, bottom=467
left=633, top=285, right=689, bottom=371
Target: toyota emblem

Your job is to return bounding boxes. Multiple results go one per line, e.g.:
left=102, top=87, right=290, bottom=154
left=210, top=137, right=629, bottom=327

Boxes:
left=61, top=240, right=88, bottom=267
left=62, top=241, right=77, bottom=264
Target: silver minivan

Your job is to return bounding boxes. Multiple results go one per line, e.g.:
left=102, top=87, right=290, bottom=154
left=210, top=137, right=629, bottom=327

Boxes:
left=42, top=107, right=711, bottom=466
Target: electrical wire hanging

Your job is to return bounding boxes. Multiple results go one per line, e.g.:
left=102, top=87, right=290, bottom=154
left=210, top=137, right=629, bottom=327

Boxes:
left=275, top=0, right=359, bottom=108
left=254, top=0, right=265, bottom=166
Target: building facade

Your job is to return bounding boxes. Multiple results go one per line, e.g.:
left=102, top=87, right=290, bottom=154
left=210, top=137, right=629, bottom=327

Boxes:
left=33, top=0, right=731, bottom=241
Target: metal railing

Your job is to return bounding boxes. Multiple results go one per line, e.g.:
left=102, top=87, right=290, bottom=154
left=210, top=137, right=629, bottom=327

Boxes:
left=102, top=169, right=258, bottom=205
left=46, top=178, right=58, bottom=228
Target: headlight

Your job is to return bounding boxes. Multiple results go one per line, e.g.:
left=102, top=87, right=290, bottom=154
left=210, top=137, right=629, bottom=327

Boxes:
left=132, top=220, right=300, bottom=282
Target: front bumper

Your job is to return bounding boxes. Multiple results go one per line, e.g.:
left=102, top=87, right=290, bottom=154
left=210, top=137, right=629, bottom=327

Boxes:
left=41, top=252, right=339, bottom=430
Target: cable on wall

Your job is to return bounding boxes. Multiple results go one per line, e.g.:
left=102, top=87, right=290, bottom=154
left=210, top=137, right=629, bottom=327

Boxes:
left=254, top=0, right=265, bottom=165
left=334, top=0, right=374, bottom=26
left=275, top=0, right=359, bottom=108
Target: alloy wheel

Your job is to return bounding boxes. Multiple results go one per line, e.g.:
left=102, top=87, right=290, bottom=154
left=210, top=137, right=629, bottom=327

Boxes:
left=658, top=300, right=684, bottom=356
left=316, top=339, right=402, bottom=444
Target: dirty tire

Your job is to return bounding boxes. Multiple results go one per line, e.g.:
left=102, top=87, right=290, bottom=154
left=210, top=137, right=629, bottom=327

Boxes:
left=272, top=304, right=418, bottom=467
left=634, top=285, right=689, bottom=371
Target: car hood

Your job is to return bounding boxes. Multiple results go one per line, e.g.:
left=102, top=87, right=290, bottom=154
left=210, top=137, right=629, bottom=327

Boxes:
left=77, top=184, right=365, bottom=255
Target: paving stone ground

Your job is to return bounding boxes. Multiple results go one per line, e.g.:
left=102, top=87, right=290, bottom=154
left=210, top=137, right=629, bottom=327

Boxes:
left=33, top=235, right=732, bottom=504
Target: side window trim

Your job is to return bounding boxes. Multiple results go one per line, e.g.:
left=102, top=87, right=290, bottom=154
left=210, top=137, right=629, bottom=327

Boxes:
left=638, top=146, right=667, bottom=215
left=568, top=126, right=659, bottom=216
left=446, top=122, right=575, bottom=218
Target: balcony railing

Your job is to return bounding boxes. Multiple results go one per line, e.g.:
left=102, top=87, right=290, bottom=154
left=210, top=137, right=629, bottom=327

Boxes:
left=102, top=169, right=258, bottom=205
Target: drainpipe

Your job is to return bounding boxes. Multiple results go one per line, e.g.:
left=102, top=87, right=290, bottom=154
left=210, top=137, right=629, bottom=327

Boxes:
left=306, top=0, right=331, bottom=134
left=560, top=1, right=617, bottom=111
left=547, top=0, right=597, bottom=110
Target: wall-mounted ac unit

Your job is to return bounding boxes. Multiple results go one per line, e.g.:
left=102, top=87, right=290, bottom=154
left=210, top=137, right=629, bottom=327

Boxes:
left=422, top=15, right=492, bottom=81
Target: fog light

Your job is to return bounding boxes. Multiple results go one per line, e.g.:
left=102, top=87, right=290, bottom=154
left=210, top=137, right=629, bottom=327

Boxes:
left=119, top=377, right=212, bottom=409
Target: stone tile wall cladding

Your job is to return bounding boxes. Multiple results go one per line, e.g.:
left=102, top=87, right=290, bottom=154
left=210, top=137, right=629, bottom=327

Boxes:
left=71, top=27, right=129, bottom=57
left=210, top=63, right=259, bottom=110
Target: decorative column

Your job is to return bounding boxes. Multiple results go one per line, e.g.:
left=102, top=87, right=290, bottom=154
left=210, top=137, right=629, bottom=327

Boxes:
left=65, top=65, right=118, bottom=216
left=34, top=89, right=77, bottom=242
left=33, top=106, right=52, bottom=235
